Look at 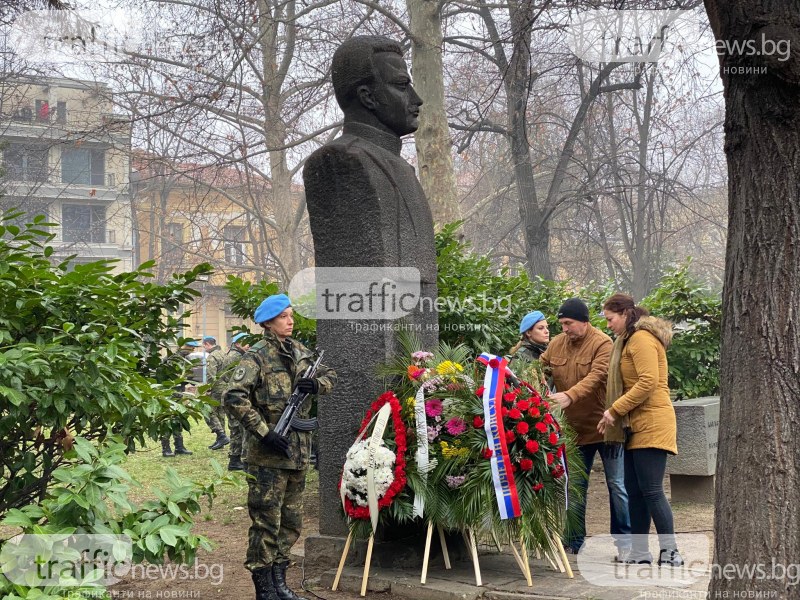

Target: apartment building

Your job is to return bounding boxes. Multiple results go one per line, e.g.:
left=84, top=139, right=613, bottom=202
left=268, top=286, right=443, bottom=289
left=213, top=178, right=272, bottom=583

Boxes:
left=131, top=155, right=273, bottom=343
left=0, top=76, right=133, bottom=271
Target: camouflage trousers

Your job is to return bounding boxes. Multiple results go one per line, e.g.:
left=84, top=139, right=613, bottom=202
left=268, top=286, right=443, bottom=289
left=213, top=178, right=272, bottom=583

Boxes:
left=229, top=418, right=243, bottom=458
left=206, top=404, right=227, bottom=434
left=245, top=465, right=306, bottom=571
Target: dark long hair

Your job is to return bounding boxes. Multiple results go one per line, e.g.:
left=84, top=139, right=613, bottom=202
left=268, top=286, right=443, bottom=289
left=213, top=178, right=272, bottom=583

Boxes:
left=603, top=293, right=649, bottom=337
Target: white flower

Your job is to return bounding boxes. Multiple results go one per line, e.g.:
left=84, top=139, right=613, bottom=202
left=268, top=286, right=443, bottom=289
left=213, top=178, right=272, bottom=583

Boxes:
left=342, top=439, right=396, bottom=507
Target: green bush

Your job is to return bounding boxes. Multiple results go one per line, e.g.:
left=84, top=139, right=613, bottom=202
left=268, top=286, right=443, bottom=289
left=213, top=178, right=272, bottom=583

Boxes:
left=0, top=210, right=212, bottom=515
left=0, top=437, right=234, bottom=600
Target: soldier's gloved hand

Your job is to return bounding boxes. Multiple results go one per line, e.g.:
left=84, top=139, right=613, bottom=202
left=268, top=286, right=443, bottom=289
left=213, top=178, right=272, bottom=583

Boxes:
left=261, top=430, right=290, bottom=455
left=296, top=377, right=319, bottom=394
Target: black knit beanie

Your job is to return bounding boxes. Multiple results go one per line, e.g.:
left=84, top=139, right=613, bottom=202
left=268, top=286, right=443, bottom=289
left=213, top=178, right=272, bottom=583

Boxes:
left=557, top=298, right=590, bottom=322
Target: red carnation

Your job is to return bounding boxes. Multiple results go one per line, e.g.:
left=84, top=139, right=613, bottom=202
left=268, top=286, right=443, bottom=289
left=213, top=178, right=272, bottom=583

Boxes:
left=549, top=432, right=559, bottom=445
left=543, top=401, right=550, bottom=410
left=535, top=422, right=548, bottom=433
left=531, top=397, right=541, bottom=407
left=517, top=400, right=530, bottom=411
left=511, top=464, right=518, bottom=472
left=503, top=392, right=516, bottom=404
left=546, top=452, right=555, bottom=465
left=552, top=467, right=565, bottom=479
left=509, top=408, right=522, bottom=420
left=501, top=406, right=509, bottom=417
left=544, top=413, right=554, bottom=425
left=559, top=443, right=566, bottom=457
left=519, top=458, right=533, bottom=471
left=476, top=386, right=485, bottom=397
left=482, top=448, right=493, bottom=459
left=515, top=421, right=529, bottom=435
left=526, top=440, right=540, bottom=454
left=533, top=482, right=544, bottom=492
left=473, top=415, right=485, bottom=428
left=528, top=408, right=541, bottom=418
left=488, top=358, right=500, bottom=368
left=506, top=430, right=516, bottom=443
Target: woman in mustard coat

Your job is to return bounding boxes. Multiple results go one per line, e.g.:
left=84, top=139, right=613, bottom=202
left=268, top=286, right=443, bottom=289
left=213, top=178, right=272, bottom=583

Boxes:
left=597, top=293, right=682, bottom=567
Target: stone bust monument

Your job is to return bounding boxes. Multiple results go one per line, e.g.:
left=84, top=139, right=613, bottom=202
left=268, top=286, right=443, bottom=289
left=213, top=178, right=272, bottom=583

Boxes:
left=303, top=36, right=439, bottom=539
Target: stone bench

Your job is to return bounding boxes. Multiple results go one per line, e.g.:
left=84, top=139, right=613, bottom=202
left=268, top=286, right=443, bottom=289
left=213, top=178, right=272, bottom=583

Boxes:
left=666, top=396, right=719, bottom=503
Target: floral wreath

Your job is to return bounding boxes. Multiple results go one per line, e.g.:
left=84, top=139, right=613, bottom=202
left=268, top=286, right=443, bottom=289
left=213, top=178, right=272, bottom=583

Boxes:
left=341, top=391, right=408, bottom=520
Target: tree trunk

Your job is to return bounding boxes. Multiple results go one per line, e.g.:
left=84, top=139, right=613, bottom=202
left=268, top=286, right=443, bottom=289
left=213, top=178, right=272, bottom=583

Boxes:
left=704, top=2, right=800, bottom=596
left=408, top=0, right=461, bottom=226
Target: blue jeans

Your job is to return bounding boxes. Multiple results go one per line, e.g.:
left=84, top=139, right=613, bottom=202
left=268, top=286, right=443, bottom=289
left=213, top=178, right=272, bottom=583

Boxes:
left=565, top=442, right=631, bottom=552
left=625, top=448, right=677, bottom=553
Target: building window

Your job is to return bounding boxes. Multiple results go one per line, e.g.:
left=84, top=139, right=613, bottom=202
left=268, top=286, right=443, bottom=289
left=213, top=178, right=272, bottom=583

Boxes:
left=3, top=143, right=49, bottom=182
left=163, top=221, right=184, bottom=263
left=0, top=199, right=50, bottom=229
left=224, top=225, right=247, bottom=265
left=56, top=101, right=67, bottom=124
left=61, top=147, right=105, bottom=186
left=62, top=204, right=106, bottom=243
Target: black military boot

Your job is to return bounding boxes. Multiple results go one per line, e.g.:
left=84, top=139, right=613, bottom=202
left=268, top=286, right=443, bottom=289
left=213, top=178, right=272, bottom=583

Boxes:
left=161, top=438, right=174, bottom=457
left=272, top=561, right=308, bottom=600
left=227, top=455, right=245, bottom=471
left=210, top=431, right=230, bottom=450
left=173, top=434, right=193, bottom=455
left=252, top=566, right=280, bottom=600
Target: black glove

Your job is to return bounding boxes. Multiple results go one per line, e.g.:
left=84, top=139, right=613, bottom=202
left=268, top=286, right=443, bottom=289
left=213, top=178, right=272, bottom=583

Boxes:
left=262, top=430, right=290, bottom=456
left=296, top=377, right=319, bottom=394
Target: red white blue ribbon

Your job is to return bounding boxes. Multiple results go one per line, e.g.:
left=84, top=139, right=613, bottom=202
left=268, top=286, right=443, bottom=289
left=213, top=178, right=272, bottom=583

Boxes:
left=477, top=352, right=522, bottom=520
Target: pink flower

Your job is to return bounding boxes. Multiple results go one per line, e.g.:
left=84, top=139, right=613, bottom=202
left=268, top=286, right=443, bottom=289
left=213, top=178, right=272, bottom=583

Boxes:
left=427, top=425, right=441, bottom=442
left=445, top=417, right=467, bottom=436
left=425, top=398, right=443, bottom=418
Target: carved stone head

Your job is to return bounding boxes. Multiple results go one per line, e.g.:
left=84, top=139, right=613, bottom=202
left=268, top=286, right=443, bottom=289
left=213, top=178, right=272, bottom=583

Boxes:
left=332, top=36, right=423, bottom=137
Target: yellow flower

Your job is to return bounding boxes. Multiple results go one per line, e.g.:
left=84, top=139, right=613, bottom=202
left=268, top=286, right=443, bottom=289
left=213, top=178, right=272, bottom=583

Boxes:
left=436, top=360, right=464, bottom=376
left=406, top=397, right=416, bottom=408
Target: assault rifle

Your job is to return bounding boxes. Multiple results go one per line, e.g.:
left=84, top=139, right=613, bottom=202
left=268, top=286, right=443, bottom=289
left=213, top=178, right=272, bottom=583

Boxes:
left=274, top=349, right=325, bottom=442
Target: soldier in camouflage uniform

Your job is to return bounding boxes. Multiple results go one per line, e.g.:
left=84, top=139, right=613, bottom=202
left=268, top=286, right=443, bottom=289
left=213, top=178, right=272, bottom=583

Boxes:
left=223, top=294, right=336, bottom=600
left=203, top=336, right=230, bottom=451
left=211, top=331, right=250, bottom=470
left=510, top=310, right=550, bottom=362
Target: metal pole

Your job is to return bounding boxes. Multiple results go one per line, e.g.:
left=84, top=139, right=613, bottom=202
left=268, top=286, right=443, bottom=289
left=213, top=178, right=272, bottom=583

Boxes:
left=201, top=282, right=207, bottom=384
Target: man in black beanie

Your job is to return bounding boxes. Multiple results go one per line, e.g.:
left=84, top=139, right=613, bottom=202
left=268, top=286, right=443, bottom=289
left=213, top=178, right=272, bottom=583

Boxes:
left=540, top=298, right=631, bottom=558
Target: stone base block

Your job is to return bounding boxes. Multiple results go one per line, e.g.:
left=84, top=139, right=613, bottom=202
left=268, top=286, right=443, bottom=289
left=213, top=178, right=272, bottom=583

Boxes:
left=670, top=474, right=715, bottom=503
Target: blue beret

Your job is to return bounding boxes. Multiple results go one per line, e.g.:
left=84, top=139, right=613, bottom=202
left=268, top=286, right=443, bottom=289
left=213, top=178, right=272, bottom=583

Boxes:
left=231, top=332, right=248, bottom=343
left=185, top=340, right=201, bottom=347
left=203, top=336, right=216, bottom=344
left=254, top=293, right=291, bottom=324
left=519, top=310, right=545, bottom=334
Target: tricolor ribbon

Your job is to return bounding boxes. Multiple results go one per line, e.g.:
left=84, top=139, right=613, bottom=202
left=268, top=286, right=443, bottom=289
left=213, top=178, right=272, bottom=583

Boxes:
left=477, top=352, right=522, bottom=520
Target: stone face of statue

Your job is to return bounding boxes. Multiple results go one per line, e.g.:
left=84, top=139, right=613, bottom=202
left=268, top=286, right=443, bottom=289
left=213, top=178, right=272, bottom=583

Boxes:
left=359, top=52, right=423, bottom=137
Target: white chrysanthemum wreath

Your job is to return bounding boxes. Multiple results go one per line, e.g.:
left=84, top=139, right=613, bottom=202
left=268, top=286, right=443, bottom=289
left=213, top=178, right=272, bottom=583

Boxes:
left=341, top=439, right=396, bottom=508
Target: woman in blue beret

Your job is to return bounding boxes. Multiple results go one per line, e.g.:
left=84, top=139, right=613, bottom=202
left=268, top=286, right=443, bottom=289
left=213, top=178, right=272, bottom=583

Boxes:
left=510, top=310, right=550, bottom=362
left=223, top=293, right=337, bottom=600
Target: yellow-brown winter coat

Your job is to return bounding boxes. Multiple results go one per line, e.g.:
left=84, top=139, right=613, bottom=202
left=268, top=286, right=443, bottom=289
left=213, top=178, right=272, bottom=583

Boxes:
left=609, top=316, right=677, bottom=455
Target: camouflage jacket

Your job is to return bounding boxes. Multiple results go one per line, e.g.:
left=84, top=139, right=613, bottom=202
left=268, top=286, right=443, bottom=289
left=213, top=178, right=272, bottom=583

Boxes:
left=514, top=341, right=548, bottom=363
left=205, top=345, right=225, bottom=381
left=222, top=331, right=336, bottom=470
left=210, top=346, right=246, bottom=401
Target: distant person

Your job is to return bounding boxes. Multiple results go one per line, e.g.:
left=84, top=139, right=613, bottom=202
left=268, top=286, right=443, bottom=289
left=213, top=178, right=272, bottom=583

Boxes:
left=598, top=293, right=682, bottom=566
left=212, top=331, right=251, bottom=470
left=158, top=341, right=197, bottom=457
left=540, top=298, right=631, bottom=557
left=203, top=336, right=230, bottom=451
left=510, top=310, right=550, bottom=361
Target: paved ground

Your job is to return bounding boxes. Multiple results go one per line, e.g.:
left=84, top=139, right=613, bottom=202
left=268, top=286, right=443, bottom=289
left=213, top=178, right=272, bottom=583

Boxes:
left=310, top=542, right=714, bottom=600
